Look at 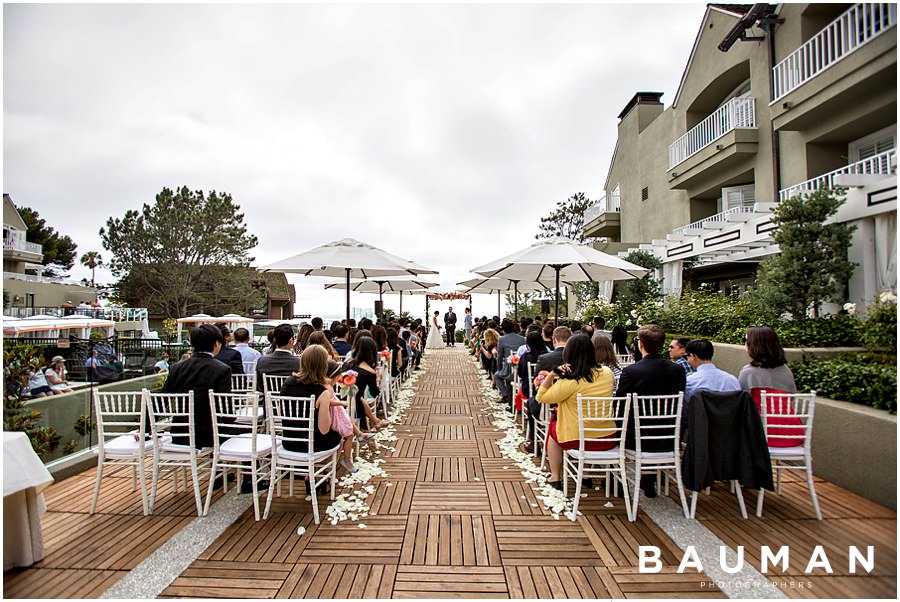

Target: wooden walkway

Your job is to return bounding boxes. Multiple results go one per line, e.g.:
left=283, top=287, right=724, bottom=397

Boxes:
left=3, top=348, right=896, bottom=599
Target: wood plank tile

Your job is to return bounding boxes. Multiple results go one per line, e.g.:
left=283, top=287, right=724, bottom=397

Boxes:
left=410, top=483, right=491, bottom=514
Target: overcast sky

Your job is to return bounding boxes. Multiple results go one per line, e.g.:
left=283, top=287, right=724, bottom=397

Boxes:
left=4, top=2, right=707, bottom=319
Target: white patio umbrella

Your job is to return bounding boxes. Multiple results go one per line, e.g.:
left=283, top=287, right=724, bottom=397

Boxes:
left=258, top=238, right=439, bottom=324
left=323, top=278, right=439, bottom=316
left=458, top=277, right=560, bottom=320
left=471, top=236, right=649, bottom=322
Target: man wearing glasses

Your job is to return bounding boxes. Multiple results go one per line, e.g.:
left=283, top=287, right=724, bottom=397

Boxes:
left=668, top=337, right=694, bottom=375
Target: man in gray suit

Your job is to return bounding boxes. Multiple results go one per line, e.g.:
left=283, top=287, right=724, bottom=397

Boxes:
left=255, top=323, right=300, bottom=392
left=493, top=319, right=526, bottom=406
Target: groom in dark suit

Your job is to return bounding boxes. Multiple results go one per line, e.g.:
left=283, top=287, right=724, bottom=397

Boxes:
left=444, top=307, right=457, bottom=347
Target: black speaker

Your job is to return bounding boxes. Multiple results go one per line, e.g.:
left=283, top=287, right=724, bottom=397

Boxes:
left=374, top=300, right=384, bottom=316
left=540, top=299, right=551, bottom=314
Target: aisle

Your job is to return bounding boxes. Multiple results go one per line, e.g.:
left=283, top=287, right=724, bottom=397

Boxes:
left=159, top=347, right=719, bottom=599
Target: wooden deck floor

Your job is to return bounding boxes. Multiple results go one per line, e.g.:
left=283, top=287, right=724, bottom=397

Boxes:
left=3, top=348, right=896, bottom=599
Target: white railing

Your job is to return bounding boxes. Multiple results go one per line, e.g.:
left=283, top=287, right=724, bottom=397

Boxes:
left=668, top=96, right=757, bottom=169
left=3, top=271, right=63, bottom=283
left=3, top=305, right=149, bottom=322
left=671, top=205, right=758, bottom=238
left=583, top=198, right=619, bottom=224
left=772, top=4, right=896, bottom=102
left=3, top=237, right=43, bottom=255
left=779, top=148, right=896, bottom=201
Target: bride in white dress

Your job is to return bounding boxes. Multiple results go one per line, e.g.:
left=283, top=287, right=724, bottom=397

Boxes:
left=425, top=310, right=445, bottom=349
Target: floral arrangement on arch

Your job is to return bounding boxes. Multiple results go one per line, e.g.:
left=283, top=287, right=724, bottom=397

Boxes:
left=427, top=292, right=471, bottom=301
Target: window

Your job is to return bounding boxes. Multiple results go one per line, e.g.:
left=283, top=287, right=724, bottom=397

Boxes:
left=849, top=125, right=896, bottom=163
left=641, top=187, right=649, bottom=202
left=719, top=184, right=755, bottom=212
left=608, top=185, right=621, bottom=212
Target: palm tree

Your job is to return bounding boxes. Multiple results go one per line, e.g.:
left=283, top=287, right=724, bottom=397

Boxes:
left=80, top=251, right=103, bottom=287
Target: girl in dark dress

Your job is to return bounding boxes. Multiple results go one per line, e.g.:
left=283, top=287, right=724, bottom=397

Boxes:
left=349, top=336, right=386, bottom=431
left=481, top=328, right=499, bottom=377
left=279, top=345, right=341, bottom=453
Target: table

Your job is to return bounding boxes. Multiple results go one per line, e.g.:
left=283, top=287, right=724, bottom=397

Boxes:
left=4, top=431, right=54, bottom=570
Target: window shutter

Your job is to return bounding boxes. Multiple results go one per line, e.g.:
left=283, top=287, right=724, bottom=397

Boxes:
left=721, top=185, right=755, bottom=210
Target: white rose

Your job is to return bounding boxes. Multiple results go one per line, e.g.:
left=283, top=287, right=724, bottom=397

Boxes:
left=843, top=302, right=856, bottom=315
left=879, top=291, right=897, bottom=304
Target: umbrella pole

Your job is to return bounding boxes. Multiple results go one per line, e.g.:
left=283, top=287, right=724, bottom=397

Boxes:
left=513, top=281, right=519, bottom=321
left=345, top=268, right=351, bottom=325
left=378, top=283, right=384, bottom=321
left=554, top=266, right=561, bottom=323
left=497, top=290, right=501, bottom=318
left=399, top=290, right=403, bottom=315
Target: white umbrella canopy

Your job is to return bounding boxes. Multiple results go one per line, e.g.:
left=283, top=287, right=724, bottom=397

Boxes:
left=458, top=277, right=560, bottom=320
left=324, top=277, right=439, bottom=317
left=259, top=238, right=439, bottom=323
left=471, top=237, right=649, bottom=321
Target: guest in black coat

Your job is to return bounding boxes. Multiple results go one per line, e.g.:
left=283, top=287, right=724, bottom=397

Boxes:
left=255, top=324, right=301, bottom=392
left=214, top=325, right=244, bottom=375
left=161, top=324, right=233, bottom=449
left=615, top=324, right=686, bottom=497
left=534, top=326, right=572, bottom=374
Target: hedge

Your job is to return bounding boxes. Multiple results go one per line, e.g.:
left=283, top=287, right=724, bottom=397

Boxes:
left=791, top=353, right=897, bottom=413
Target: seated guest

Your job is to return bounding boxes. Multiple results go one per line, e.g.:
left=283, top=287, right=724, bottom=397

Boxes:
left=308, top=330, right=341, bottom=361
left=669, top=337, right=694, bottom=375
left=279, top=346, right=342, bottom=455
left=233, top=327, right=261, bottom=366
left=592, top=333, right=622, bottom=390
left=593, top=316, right=611, bottom=339
left=683, top=338, right=740, bottom=419
left=371, top=325, right=388, bottom=353
left=739, top=326, right=797, bottom=395
left=162, top=324, right=232, bottom=448
left=331, top=323, right=352, bottom=357
left=536, top=334, right=616, bottom=490
left=480, top=328, right=500, bottom=376
left=154, top=353, right=170, bottom=373
left=615, top=324, right=686, bottom=498
left=214, top=325, right=244, bottom=374
left=610, top=325, right=629, bottom=356
left=311, top=316, right=324, bottom=331
left=386, top=327, right=404, bottom=377
left=519, top=329, right=549, bottom=452
left=293, top=323, right=314, bottom=354
left=535, top=326, right=572, bottom=374
left=28, top=365, right=57, bottom=397
left=256, top=323, right=300, bottom=392
left=494, top=320, right=526, bottom=404
left=45, top=356, right=74, bottom=393
left=348, top=336, right=386, bottom=430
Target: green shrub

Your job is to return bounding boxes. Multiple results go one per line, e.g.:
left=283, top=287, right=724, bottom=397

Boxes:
left=791, top=353, right=896, bottom=413
left=861, top=293, right=897, bottom=351
left=3, top=345, right=62, bottom=459
left=774, top=314, right=863, bottom=347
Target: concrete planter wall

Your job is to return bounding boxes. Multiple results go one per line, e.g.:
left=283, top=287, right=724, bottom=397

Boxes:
left=711, top=342, right=895, bottom=509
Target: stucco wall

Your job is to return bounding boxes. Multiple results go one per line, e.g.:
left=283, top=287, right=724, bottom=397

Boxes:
left=4, top=278, right=98, bottom=307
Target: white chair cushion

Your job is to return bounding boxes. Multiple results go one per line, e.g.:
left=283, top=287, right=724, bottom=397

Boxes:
left=565, top=446, right=621, bottom=461
left=104, top=434, right=153, bottom=455
left=274, top=444, right=340, bottom=464
left=768, top=446, right=806, bottom=457
left=219, top=434, right=273, bottom=458
left=625, top=449, right=675, bottom=460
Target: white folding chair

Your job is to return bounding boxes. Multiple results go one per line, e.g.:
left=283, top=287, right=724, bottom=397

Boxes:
left=205, top=391, right=272, bottom=520
left=263, top=374, right=290, bottom=396
left=616, top=354, right=634, bottom=367
left=231, top=372, right=256, bottom=393
left=146, top=390, right=212, bottom=516
left=264, top=392, right=340, bottom=524
left=628, top=393, right=691, bottom=521
left=756, top=391, right=821, bottom=520
left=91, top=390, right=151, bottom=515
left=242, top=360, right=258, bottom=376
left=564, top=394, right=633, bottom=521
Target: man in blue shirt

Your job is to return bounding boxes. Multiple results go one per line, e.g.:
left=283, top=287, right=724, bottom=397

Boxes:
left=669, top=337, right=694, bottom=375
left=233, top=327, right=261, bottom=367
left=683, top=339, right=740, bottom=417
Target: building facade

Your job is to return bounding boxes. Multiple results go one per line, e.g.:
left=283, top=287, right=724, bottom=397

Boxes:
left=3, top=194, right=99, bottom=309
left=584, top=3, right=896, bottom=308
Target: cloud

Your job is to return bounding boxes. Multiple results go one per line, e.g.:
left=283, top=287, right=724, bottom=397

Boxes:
left=4, top=3, right=707, bottom=316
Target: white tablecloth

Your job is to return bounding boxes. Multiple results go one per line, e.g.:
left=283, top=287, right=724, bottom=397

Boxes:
left=4, top=431, right=54, bottom=570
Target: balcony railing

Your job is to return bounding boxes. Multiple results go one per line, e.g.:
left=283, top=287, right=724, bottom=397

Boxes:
left=583, top=199, right=619, bottom=223
left=668, top=96, right=757, bottom=169
left=3, top=238, right=43, bottom=254
left=671, top=205, right=758, bottom=238
left=779, top=148, right=896, bottom=201
left=3, top=271, right=63, bottom=284
left=772, top=3, right=897, bottom=102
